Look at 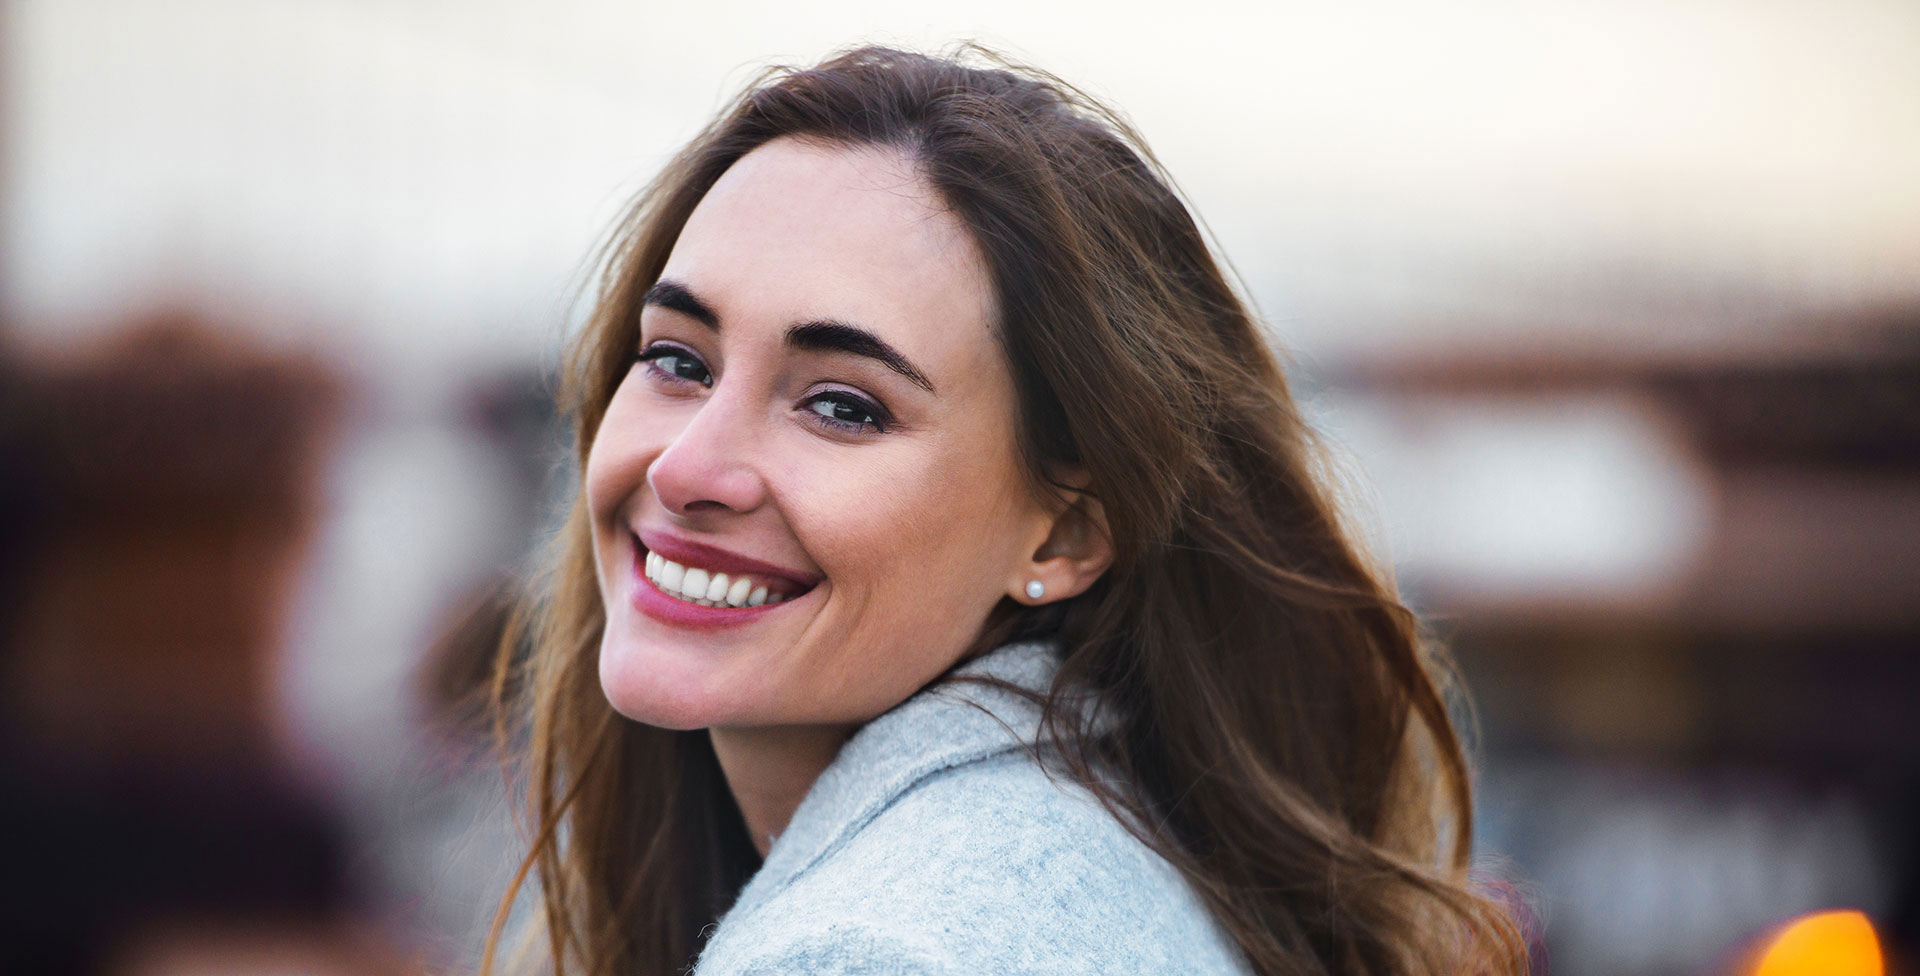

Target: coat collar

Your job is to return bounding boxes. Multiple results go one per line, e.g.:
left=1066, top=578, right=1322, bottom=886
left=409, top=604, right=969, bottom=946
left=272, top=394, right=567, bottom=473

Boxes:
left=724, top=640, right=1070, bottom=920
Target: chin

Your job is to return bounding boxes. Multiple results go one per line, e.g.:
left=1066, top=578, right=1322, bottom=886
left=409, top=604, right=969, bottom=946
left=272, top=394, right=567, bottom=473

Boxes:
left=597, top=633, right=746, bottom=731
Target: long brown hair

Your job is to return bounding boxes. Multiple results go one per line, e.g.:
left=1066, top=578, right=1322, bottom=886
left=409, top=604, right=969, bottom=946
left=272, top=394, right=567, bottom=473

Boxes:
left=485, top=44, right=1528, bottom=976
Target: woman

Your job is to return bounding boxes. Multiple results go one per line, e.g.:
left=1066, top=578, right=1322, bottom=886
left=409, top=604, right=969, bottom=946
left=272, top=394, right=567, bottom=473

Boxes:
left=485, top=45, right=1528, bottom=976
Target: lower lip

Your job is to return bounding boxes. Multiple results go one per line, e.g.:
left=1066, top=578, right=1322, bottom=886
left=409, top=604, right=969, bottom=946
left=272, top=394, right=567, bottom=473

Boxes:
left=628, top=545, right=805, bottom=630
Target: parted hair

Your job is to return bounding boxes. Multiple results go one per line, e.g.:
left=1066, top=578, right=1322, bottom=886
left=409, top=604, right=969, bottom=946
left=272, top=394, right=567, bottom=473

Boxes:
left=486, top=44, right=1528, bottom=976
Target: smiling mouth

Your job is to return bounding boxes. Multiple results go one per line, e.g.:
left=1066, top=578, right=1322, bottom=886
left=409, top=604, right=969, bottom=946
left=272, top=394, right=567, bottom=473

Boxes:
left=637, top=543, right=814, bottom=609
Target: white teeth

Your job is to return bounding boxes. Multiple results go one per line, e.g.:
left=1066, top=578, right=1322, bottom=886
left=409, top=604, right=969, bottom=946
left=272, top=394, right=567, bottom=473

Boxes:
left=680, top=567, right=710, bottom=600
left=643, top=551, right=800, bottom=609
left=657, top=558, right=684, bottom=593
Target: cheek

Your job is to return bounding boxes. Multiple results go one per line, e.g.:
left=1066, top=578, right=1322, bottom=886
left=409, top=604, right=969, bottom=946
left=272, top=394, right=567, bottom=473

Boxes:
left=813, top=444, right=1014, bottom=555
left=797, top=432, right=1031, bottom=635
left=584, top=383, right=671, bottom=522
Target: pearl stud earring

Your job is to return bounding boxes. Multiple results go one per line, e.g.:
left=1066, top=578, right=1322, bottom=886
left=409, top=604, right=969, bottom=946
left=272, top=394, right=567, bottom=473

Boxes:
left=1025, top=580, right=1046, bottom=600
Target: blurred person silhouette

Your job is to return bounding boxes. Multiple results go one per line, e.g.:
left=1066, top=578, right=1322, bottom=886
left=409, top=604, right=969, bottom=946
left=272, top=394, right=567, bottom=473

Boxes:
left=0, top=313, right=403, bottom=975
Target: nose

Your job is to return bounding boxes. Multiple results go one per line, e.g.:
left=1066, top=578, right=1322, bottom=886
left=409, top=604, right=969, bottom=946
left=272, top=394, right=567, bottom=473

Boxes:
left=647, top=384, right=771, bottom=520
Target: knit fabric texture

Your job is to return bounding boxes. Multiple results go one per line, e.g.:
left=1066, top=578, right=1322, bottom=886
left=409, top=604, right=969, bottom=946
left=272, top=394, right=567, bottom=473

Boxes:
left=692, top=640, right=1253, bottom=975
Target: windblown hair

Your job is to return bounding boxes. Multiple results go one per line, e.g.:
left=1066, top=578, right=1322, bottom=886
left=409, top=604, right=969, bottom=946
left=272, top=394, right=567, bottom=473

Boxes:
left=486, top=44, right=1527, bottom=976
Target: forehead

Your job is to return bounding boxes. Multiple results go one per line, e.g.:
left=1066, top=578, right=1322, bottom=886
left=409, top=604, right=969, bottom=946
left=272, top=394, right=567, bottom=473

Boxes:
left=658, top=137, right=997, bottom=378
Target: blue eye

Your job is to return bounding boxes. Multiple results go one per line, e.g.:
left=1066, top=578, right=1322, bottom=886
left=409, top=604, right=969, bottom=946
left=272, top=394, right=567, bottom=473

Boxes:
left=805, top=392, right=890, bottom=433
left=636, top=344, right=712, bottom=388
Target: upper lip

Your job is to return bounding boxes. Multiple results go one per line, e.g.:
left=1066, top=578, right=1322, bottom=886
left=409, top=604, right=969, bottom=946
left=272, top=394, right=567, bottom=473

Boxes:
left=635, top=527, right=824, bottom=589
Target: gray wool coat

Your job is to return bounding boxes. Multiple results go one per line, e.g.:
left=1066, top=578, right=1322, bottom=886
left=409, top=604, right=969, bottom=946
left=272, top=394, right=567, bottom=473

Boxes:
left=692, top=641, right=1254, bottom=975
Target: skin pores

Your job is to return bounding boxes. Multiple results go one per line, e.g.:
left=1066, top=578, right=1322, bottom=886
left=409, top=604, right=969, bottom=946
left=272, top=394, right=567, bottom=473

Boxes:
left=585, top=137, right=1053, bottom=735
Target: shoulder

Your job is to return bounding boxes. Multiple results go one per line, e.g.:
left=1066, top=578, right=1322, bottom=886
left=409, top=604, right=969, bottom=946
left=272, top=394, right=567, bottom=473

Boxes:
left=697, top=749, right=1251, bottom=976
left=695, top=917, right=961, bottom=976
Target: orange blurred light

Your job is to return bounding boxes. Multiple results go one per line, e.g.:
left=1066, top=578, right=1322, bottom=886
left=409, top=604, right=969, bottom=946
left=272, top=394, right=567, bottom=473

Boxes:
left=1750, top=910, right=1883, bottom=976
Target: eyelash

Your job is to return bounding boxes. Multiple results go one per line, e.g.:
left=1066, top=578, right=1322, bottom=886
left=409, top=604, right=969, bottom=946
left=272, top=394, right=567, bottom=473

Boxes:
left=633, top=343, right=894, bottom=434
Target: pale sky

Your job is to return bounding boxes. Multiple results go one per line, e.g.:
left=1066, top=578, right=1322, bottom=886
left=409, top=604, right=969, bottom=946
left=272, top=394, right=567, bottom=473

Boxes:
left=6, top=0, right=1918, bottom=396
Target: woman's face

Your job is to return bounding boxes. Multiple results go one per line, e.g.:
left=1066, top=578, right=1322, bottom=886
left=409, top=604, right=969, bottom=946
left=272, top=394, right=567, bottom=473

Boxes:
left=586, top=137, right=1051, bottom=732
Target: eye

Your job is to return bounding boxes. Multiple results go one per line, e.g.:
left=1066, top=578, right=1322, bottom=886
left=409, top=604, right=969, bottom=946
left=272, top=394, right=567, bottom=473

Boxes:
left=635, top=343, right=712, bottom=388
left=804, top=391, right=891, bottom=434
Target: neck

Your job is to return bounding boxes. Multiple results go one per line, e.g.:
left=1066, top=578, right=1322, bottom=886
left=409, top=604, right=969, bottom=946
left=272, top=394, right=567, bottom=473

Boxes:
left=708, top=723, right=855, bottom=857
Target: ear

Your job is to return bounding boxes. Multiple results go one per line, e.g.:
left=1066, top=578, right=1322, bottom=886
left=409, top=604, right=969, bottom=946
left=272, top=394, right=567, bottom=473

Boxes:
left=1009, top=479, right=1113, bottom=606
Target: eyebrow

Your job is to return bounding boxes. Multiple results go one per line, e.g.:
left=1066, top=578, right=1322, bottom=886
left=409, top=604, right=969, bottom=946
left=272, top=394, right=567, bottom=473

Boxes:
left=641, top=279, right=719, bottom=329
left=785, top=321, right=935, bottom=393
left=642, top=277, right=936, bottom=394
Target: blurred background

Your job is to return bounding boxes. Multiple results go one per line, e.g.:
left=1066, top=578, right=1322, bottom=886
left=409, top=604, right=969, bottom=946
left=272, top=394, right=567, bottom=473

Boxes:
left=2, top=1, right=1914, bottom=973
